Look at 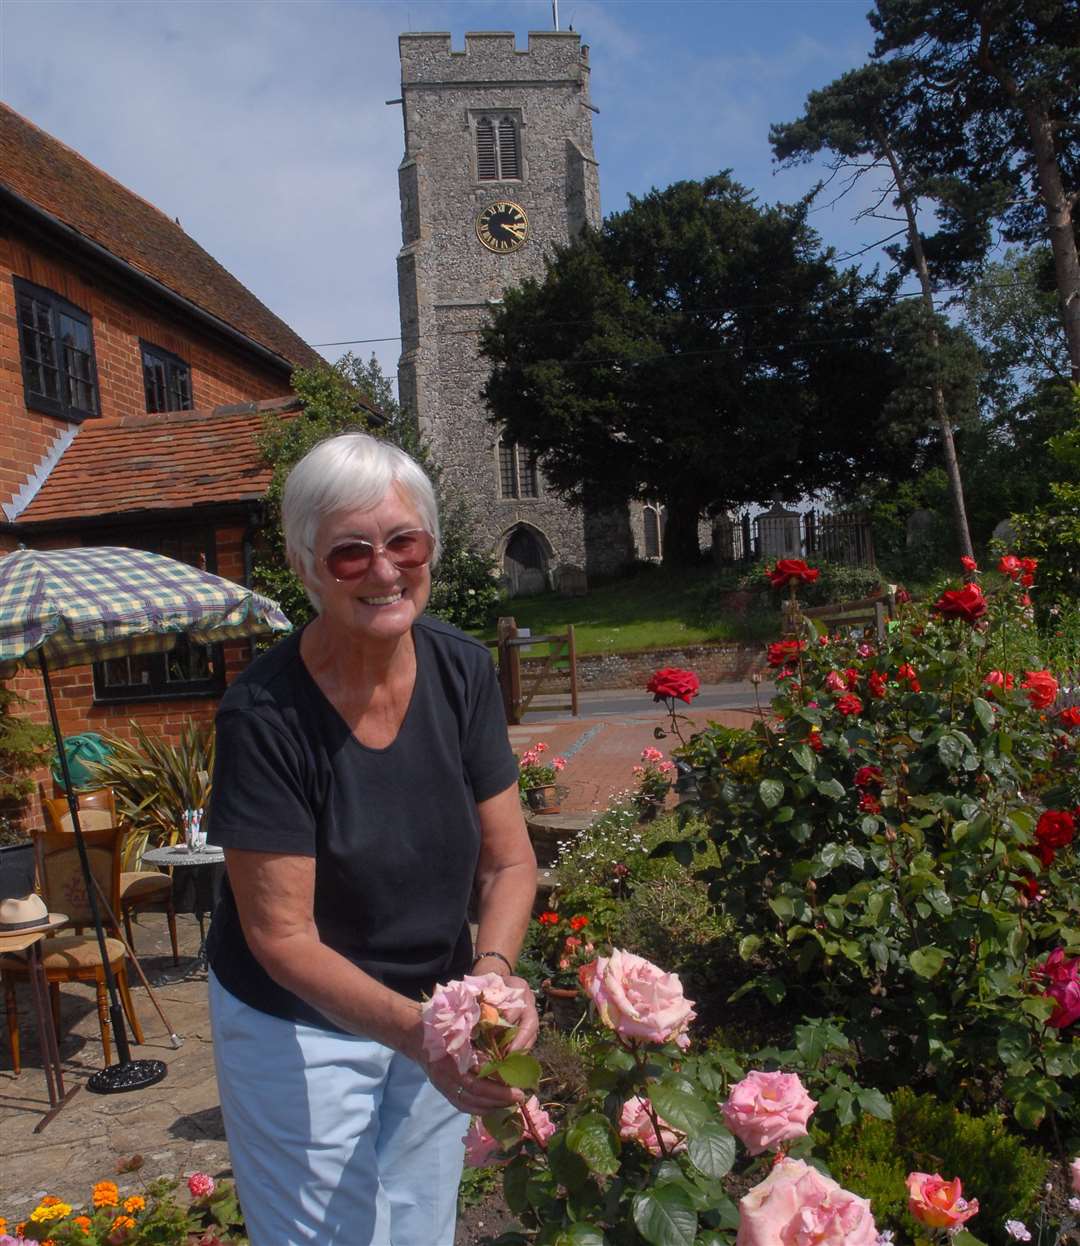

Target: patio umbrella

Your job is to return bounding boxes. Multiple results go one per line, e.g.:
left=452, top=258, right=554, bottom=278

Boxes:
left=0, top=545, right=291, bottom=1094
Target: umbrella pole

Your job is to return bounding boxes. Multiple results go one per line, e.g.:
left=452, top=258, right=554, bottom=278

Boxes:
left=39, top=653, right=167, bottom=1093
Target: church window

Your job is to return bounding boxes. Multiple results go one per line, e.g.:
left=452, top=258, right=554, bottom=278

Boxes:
left=498, top=439, right=539, bottom=498
left=476, top=114, right=521, bottom=181
left=643, top=503, right=666, bottom=559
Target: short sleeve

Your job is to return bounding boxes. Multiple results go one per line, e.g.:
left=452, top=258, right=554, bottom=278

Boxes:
left=463, top=656, right=519, bottom=802
left=208, top=708, right=317, bottom=856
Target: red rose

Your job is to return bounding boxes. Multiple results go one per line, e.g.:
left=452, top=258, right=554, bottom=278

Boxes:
left=932, top=582, right=988, bottom=624
left=1021, top=572, right=1035, bottom=588
left=895, top=586, right=912, bottom=604
left=836, top=693, right=863, bottom=717
left=767, top=640, right=806, bottom=668
left=998, top=554, right=1022, bottom=579
left=960, top=556, right=978, bottom=572
left=984, top=670, right=1015, bottom=693
left=854, top=765, right=884, bottom=789
left=858, top=793, right=883, bottom=814
left=1060, top=707, right=1080, bottom=729
left=808, top=731, right=824, bottom=753
left=1021, top=557, right=1038, bottom=573
left=844, top=667, right=860, bottom=689
left=1022, top=669, right=1059, bottom=711
left=897, top=663, right=916, bottom=682
left=1035, top=809, right=1075, bottom=868
left=767, top=559, right=820, bottom=589
left=868, top=671, right=888, bottom=699
left=646, top=667, right=700, bottom=704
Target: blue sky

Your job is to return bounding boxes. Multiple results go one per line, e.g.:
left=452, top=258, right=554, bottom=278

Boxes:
left=0, top=0, right=887, bottom=382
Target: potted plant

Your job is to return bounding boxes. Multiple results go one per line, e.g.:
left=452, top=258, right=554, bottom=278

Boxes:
left=516, top=741, right=567, bottom=813
left=0, top=816, right=34, bottom=901
left=533, top=909, right=595, bottom=1029
left=631, top=746, right=676, bottom=820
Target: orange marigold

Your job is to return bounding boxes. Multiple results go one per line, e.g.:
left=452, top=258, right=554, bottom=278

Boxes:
left=122, top=1196, right=146, bottom=1214
left=0, top=1218, right=7, bottom=1234
left=92, top=1180, right=120, bottom=1208
left=111, top=1214, right=137, bottom=1231
left=73, top=1216, right=93, bottom=1231
left=15, top=1223, right=27, bottom=1237
left=39, top=1197, right=63, bottom=1207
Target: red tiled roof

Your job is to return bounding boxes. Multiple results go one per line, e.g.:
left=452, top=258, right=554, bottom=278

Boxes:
left=0, top=103, right=322, bottom=370
left=18, top=398, right=302, bottom=524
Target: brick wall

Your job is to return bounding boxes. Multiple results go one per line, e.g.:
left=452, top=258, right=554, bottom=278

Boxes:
left=0, top=228, right=290, bottom=515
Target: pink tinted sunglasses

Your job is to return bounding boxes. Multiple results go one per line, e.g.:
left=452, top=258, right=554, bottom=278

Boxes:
left=322, top=529, right=434, bottom=581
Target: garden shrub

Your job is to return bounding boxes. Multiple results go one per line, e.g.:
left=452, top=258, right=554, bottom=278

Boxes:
left=820, top=1088, right=1047, bottom=1246
left=667, top=561, right=1080, bottom=1131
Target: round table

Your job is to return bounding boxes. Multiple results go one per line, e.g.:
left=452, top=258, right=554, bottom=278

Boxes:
left=141, top=844, right=225, bottom=973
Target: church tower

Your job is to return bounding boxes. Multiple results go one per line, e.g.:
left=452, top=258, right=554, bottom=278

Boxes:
left=395, top=30, right=634, bottom=592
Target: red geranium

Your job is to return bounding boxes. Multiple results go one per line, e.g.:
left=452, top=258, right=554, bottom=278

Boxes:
left=836, top=693, right=863, bottom=717
left=854, top=765, right=885, bottom=789
left=1035, top=809, right=1075, bottom=867
left=767, top=559, right=820, bottom=589
left=932, top=582, right=988, bottom=625
left=569, top=915, right=589, bottom=931
left=767, top=640, right=806, bottom=668
left=538, top=911, right=560, bottom=926
left=1022, top=669, right=1059, bottom=710
left=1060, top=707, right=1080, bottom=729
left=808, top=731, right=823, bottom=752
left=646, top=667, right=700, bottom=704
left=868, top=671, right=888, bottom=699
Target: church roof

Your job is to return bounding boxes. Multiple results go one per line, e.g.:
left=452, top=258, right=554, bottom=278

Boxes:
left=0, top=102, right=321, bottom=371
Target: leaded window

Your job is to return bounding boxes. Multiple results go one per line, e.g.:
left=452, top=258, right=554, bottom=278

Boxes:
left=476, top=114, right=521, bottom=181
left=14, top=278, right=99, bottom=421
left=142, top=341, right=193, bottom=413
left=498, top=440, right=539, bottom=499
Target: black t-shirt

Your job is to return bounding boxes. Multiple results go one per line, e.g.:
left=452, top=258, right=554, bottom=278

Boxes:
left=205, top=615, right=518, bottom=1031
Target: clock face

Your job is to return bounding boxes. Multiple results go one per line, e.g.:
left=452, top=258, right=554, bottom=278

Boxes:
left=476, top=201, right=529, bottom=253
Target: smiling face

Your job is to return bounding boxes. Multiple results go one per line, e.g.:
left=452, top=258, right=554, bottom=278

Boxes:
left=307, top=484, right=432, bottom=646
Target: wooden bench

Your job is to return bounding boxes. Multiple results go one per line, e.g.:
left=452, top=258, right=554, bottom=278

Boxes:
left=789, top=592, right=895, bottom=644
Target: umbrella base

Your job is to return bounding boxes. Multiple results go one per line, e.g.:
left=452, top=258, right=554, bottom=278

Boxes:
left=88, top=1058, right=168, bottom=1094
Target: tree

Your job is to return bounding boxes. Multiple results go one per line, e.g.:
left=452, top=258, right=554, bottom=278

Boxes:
left=771, top=59, right=979, bottom=559
left=481, top=174, right=913, bottom=567
left=253, top=354, right=499, bottom=631
left=870, top=0, right=1080, bottom=380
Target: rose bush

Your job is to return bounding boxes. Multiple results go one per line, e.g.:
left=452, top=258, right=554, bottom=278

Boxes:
left=664, top=560, right=1080, bottom=1131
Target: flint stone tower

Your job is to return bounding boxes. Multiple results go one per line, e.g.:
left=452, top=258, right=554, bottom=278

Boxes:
left=395, top=30, right=639, bottom=592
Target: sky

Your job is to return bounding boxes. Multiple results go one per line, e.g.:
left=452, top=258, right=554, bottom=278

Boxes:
left=0, top=0, right=889, bottom=384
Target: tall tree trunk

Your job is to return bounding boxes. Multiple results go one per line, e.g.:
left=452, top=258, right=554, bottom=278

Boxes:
left=661, top=502, right=703, bottom=569
left=876, top=126, right=975, bottom=562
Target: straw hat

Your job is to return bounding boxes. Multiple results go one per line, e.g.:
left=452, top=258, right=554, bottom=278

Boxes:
left=0, top=893, right=67, bottom=934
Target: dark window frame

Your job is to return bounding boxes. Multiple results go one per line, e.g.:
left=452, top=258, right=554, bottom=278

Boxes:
left=475, top=112, right=522, bottom=182
left=497, top=439, right=540, bottom=499
left=140, top=339, right=193, bottom=413
left=14, top=277, right=101, bottom=423
left=91, top=528, right=226, bottom=703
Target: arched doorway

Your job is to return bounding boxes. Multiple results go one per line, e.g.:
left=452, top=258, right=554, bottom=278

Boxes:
left=501, top=524, right=551, bottom=596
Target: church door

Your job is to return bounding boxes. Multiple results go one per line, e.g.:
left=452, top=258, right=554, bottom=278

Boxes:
left=503, top=526, right=547, bottom=596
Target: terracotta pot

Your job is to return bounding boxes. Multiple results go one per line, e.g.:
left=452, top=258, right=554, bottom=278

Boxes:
left=523, top=784, right=560, bottom=814
left=542, top=978, right=587, bottom=1031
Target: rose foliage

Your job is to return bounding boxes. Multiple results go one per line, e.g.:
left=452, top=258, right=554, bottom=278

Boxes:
left=665, top=568, right=1080, bottom=1132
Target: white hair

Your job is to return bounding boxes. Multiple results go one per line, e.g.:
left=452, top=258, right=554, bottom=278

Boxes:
left=282, top=434, right=440, bottom=605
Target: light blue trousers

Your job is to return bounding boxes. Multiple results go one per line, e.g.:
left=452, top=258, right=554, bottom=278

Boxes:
left=209, top=972, right=467, bottom=1246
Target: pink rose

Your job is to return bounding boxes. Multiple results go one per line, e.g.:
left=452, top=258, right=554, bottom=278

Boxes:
left=824, top=671, right=846, bottom=693
left=906, top=1172, right=979, bottom=1230
left=462, top=1118, right=504, bottom=1168
left=618, top=1095, right=686, bottom=1155
left=721, top=1070, right=817, bottom=1155
left=1070, top=1158, right=1080, bottom=1194
left=579, top=949, right=695, bottom=1048
left=736, top=1158, right=877, bottom=1246
left=521, top=1095, right=556, bottom=1145
left=464, top=973, right=530, bottom=1026
left=187, top=1172, right=215, bottom=1199
left=422, top=979, right=481, bottom=1073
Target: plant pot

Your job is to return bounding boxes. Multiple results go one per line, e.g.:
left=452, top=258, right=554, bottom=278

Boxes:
left=0, top=841, right=35, bottom=900
left=542, top=979, right=588, bottom=1031
left=634, top=791, right=669, bottom=822
left=524, top=784, right=561, bottom=814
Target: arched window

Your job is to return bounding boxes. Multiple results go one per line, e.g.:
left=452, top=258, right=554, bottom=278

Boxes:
left=476, top=114, right=521, bottom=181
left=643, top=506, right=661, bottom=559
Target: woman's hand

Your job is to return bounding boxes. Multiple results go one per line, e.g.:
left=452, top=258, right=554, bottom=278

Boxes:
left=425, top=1052, right=524, bottom=1115
left=504, top=976, right=540, bottom=1054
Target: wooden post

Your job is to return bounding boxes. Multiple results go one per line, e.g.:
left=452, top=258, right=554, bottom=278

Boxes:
left=567, top=623, right=578, bottom=718
left=496, top=616, right=522, bottom=725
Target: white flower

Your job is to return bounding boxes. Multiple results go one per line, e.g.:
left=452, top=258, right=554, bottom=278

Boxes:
left=1004, top=1220, right=1032, bottom=1242
left=875, top=1233, right=895, bottom=1246
left=1069, top=1196, right=1080, bottom=1213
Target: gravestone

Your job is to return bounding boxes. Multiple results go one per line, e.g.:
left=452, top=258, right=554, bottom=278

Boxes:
left=906, top=509, right=936, bottom=549
left=554, top=564, right=588, bottom=596
left=992, top=518, right=1015, bottom=547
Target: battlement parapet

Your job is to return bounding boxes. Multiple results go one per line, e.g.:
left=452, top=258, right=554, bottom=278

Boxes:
left=400, top=30, right=588, bottom=85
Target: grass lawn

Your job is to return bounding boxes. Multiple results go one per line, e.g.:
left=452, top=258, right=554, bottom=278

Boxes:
left=469, top=566, right=779, bottom=656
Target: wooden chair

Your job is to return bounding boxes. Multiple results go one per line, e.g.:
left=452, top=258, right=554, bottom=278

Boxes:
left=1, top=827, right=145, bottom=1071
left=42, top=789, right=178, bottom=965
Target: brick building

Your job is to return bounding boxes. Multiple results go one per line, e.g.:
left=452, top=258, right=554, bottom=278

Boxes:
left=0, top=103, right=347, bottom=755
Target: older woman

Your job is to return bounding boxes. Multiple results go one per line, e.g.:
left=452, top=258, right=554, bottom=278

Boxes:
left=206, top=432, right=537, bottom=1246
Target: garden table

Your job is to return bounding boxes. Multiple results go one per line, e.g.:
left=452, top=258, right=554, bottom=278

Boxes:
left=141, top=844, right=225, bottom=978
left=0, top=918, right=81, bottom=1131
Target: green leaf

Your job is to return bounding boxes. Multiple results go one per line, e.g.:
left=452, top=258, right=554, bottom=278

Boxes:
left=503, top=1158, right=530, bottom=1214
left=769, top=897, right=795, bottom=922
left=789, top=743, right=815, bottom=773
left=972, top=697, right=996, bottom=734
left=759, top=778, right=785, bottom=809
left=816, top=778, right=846, bottom=801
left=554, top=1224, right=606, bottom=1246
left=952, top=1233, right=988, bottom=1246
left=855, top=1087, right=892, bottom=1119
left=547, top=1132, right=589, bottom=1192
left=909, top=947, right=947, bottom=979
left=493, top=1052, right=541, bottom=1090
left=566, top=1113, right=620, bottom=1176
left=631, top=1187, right=698, bottom=1246
left=648, top=1084, right=712, bottom=1133
left=1013, top=1093, right=1047, bottom=1130
left=687, top=1123, right=736, bottom=1179
left=739, top=934, right=762, bottom=960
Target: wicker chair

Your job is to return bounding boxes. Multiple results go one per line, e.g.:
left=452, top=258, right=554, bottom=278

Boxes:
left=1, top=827, right=145, bottom=1071
left=42, top=789, right=178, bottom=965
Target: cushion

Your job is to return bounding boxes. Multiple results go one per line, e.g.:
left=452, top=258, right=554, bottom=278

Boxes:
left=121, top=872, right=172, bottom=903
left=0, top=934, right=126, bottom=971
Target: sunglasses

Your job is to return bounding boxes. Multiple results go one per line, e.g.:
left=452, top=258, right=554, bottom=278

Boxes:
left=322, top=529, right=434, bottom=581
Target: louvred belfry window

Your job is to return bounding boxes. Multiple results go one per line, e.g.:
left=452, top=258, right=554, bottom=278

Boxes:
left=476, top=114, right=521, bottom=181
